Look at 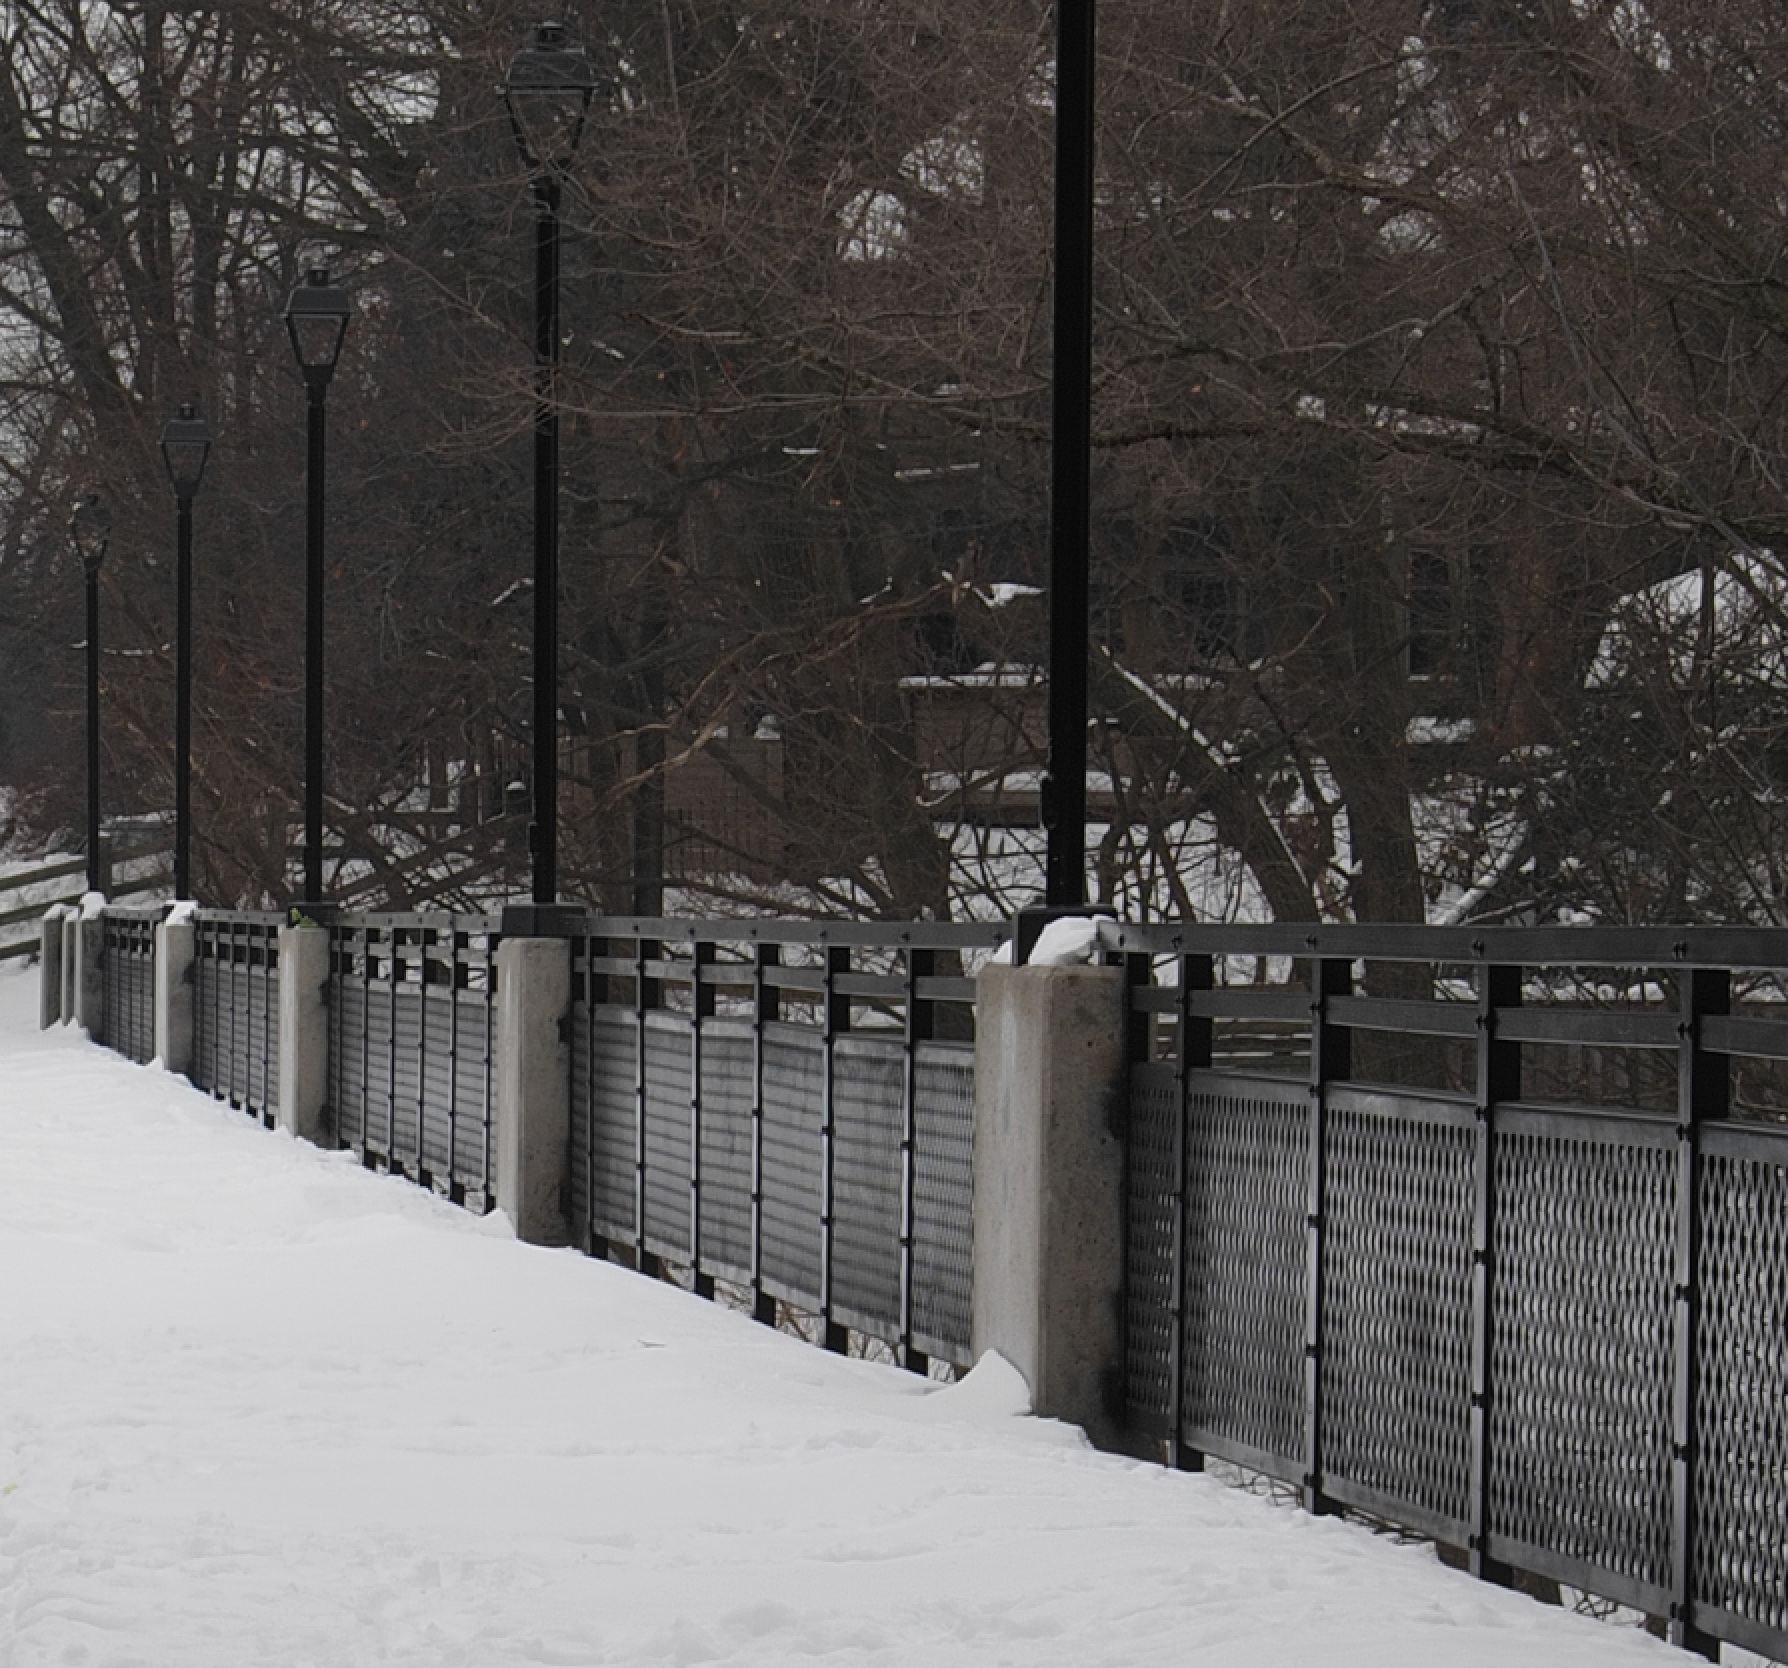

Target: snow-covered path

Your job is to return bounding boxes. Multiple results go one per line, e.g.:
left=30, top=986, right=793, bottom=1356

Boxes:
left=0, top=965, right=1685, bottom=1668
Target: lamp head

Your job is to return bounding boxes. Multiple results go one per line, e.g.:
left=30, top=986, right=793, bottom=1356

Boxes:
left=71, top=492, right=112, bottom=579
left=159, top=403, right=213, bottom=502
left=283, top=266, right=352, bottom=390
left=502, top=21, right=597, bottom=175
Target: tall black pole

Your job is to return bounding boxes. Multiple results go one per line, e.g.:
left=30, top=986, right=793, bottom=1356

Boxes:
left=84, top=565, right=102, bottom=893
left=530, top=169, right=562, bottom=907
left=1043, top=0, right=1096, bottom=909
left=304, top=383, right=328, bottom=902
left=174, top=493, right=194, bottom=900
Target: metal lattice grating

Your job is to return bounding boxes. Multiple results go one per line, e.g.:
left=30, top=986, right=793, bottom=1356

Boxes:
left=1694, top=1140, right=1788, bottom=1646
left=586, top=1008, right=639, bottom=1239
left=1322, top=1098, right=1474, bottom=1532
left=910, top=1041, right=975, bottom=1364
left=696, top=1024, right=755, bottom=1278
left=829, top=1036, right=906, bottom=1341
left=761, top=1031, right=824, bottom=1307
left=102, top=914, right=158, bottom=1065
left=1125, top=1063, right=1180, bottom=1434
left=642, top=1018, right=694, bottom=1258
left=1489, top=1123, right=1675, bottom=1596
left=1181, top=1080, right=1308, bottom=1466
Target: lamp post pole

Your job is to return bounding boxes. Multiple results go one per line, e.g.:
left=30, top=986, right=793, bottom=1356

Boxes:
left=160, top=404, right=212, bottom=902
left=1043, top=0, right=1096, bottom=910
left=503, top=21, right=594, bottom=928
left=72, top=495, right=112, bottom=894
left=283, top=267, right=352, bottom=906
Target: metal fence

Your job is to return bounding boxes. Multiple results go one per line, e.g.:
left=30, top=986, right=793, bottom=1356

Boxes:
left=569, top=916, right=1008, bottom=1370
left=100, top=905, right=163, bottom=1064
left=329, top=913, right=501, bottom=1209
left=1114, top=922, right=1788, bottom=1662
left=191, top=911, right=282, bottom=1124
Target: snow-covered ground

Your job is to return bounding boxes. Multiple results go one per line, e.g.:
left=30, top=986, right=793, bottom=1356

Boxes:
left=0, top=964, right=1698, bottom=1668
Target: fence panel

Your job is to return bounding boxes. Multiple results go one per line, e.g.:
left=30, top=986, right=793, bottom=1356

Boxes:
left=101, top=906, right=162, bottom=1065
left=569, top=918, right=1006, bottom=1369
left=1112, top=920, right=1788, bottom=1663
left=328, top=914, right=499, bottom=1208
left=190, top=912, right=281, bottom=1125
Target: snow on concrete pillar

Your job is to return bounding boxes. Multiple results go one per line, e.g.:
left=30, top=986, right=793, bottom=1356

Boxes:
left=155, top=909, right=197, bottom=1078
left=972, top=961, right=1128, bottom=1449
left=39, top=905, right=67, bottom=1028
left=277, top=922, right=332, bottom=1145
left=72, top=895, right=106, bottom=1040
left=495, top=935, right=572, bottom=1247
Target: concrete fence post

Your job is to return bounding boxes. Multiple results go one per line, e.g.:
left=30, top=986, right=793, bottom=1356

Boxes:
left=72, top=898, right=106, bottom=1041
left=277, top=923, right=332, bottom=1145
left=60, top=909, right=78, bottom=1023
left=972, top=961, right=1129, bottom=1449
left=39, top=905, right=67, bottom=1028
left=155, top=913, right=197, bottom=1077
left=495, top=935, right=572, bottom=1246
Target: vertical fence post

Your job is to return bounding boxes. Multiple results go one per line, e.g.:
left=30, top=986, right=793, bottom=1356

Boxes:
left=277, top=918, right=332, bottom=1145
left=820, top=941, right=851, bottom=1354
left=1302, top=951, right=1350, bottom=1515
left=1173, top=947, right=1214, bottom=1473
left=494, top=932, right=572, bottom=1246
left=1470, top=959, right=1520, bottom=1586
left=73, top=900, right=106, bottom=1041
left=751, top=939, right=779, bottom=1327
left=690, top=936, right=716, bottom=1300
left=154, top=907, right=192, bottom=1077
left=1671, top=963, right=1727, bottom=1659
left=898, top=942, right=936, bottom=1375
left=39, top=905, right=66, bottom=1028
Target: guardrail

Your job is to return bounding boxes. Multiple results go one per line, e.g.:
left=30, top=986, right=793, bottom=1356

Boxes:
left=191, top=912, right=282, bottom=1125
left=569, top=916, right=1008, bottom=1370
left=1112, top=921, right=1788, bottom=1663
left=100, top=906, right=163, bottom=1064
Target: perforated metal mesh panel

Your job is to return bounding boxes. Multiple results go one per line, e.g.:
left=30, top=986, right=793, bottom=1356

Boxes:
left=1322, top=1095, right=1474, bottom=1533
left=911, top=1041, right=975, bottom=1363
left=1694, top=1136, right=1788, bottom=1650
left=829, top=1035, right=906, bottom=1339
left=192, top=917, right=280, bottom=1122
left=1181, top=1077, right=1308, bottom=1467
left=585, top=1007, right=638, bottom=1240
left=761, top=1029, right=824, bottom=1306
left=1125, top=1062, right=1180, bottom=1435
left=102, top=913, right=158, bottom=1065
left=642, top=1017, right=694, bottom=1259
left=697, top=1024, right=755, bottom=1280
left=1489, top=1120, right=1675, bottom=1599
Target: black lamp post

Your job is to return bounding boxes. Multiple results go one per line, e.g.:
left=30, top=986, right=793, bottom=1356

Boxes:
left=160, top=403, right=212, bottom=901
left=71, top=494, right=112, bottom=894
left=283, top=266, right=352, bottom=906
left=502, top=20, right=595, bottom=927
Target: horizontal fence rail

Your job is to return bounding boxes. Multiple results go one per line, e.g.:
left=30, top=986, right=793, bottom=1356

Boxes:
left=1111, top=920, right=1788, bottom=1663
left=101, top=905, right=164, bottom=1065
left=569, top=915, right=1010, bottom=1371
left=191, top=911, right=282, bottom=1125
left=329, top=913, right=501, bottom=1210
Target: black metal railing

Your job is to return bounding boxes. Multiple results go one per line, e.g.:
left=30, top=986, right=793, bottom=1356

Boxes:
left=191, top=911, right=283, bottom=1124
left=100, top=905, right=163, bottom=1064
left=1113, top=921, right=1788, bottom=1663
left=569, top=916, right=1008, bottom=1370
left=329, top=912, right=501, bottom=1209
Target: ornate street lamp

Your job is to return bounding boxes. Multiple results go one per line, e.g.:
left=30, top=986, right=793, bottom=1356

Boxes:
left=502, top=20, right=595, bottom=932
left=283, top=266, right=352, bottom=905
left=160, top=403, right=212, bottom=901
left=71, top=494, right=112, bottom=894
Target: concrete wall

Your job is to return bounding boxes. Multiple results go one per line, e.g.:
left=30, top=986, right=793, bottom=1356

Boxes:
left=971, top=962, right=1129, bottom=1449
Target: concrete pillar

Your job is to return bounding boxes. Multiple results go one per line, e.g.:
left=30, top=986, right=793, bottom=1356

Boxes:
left=155, top=914, right=197, bottom=1077
left=277, top=923, right=332, bottom=1145
left=495, top=936, right=572, bottom=1246
left=60, top=910, right=77, bottom=1023
left=972, top=962, right=1128, bottom=1449
left=72, top=901, right=106, bottom=1041
left=38, top=905, right=66, bottom=1028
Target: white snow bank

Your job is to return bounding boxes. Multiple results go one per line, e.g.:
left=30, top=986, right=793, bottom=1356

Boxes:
left=0, top=965, right=1688, bottom=1668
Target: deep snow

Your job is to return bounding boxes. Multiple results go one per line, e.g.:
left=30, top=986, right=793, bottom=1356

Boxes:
left=0, top=964, right=1702, bottom=1667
